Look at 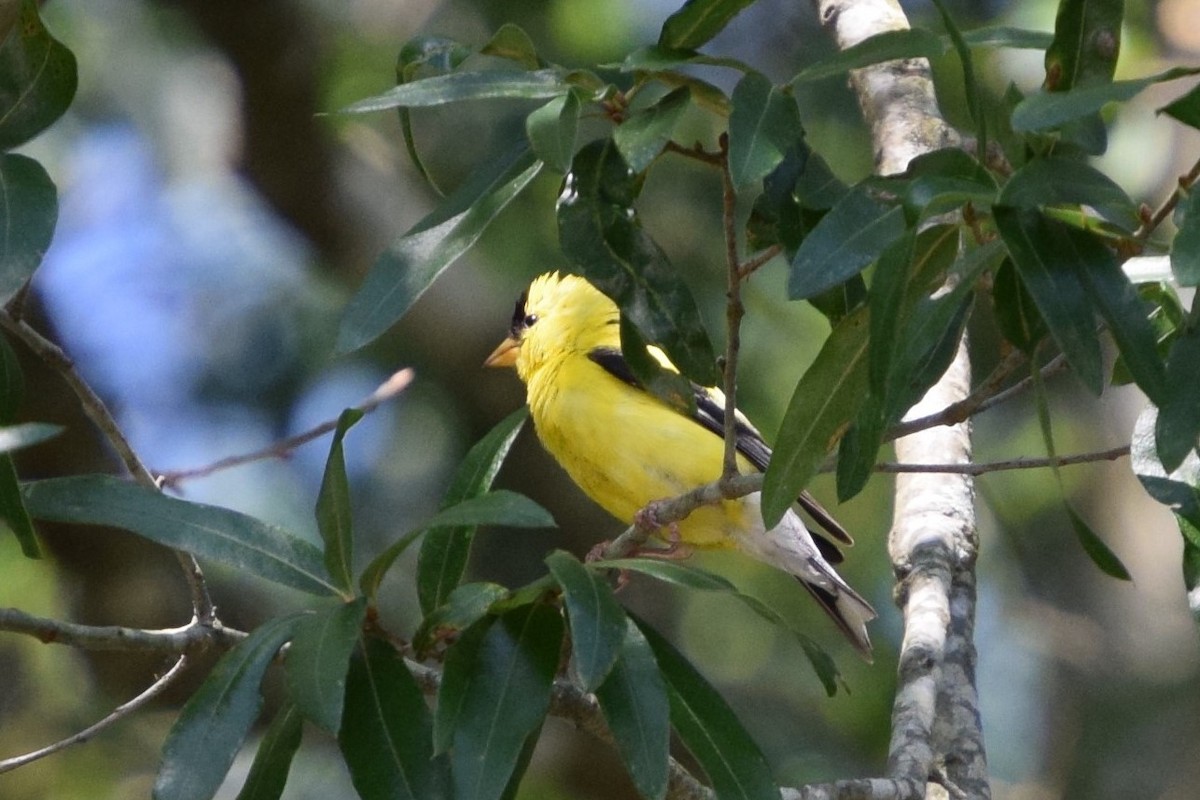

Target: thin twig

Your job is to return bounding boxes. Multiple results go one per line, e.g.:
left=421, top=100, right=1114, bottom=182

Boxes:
left=874, top=445, right=1129, bottom=475
left=1134, top=154, right=1200, bottom=241
left=156, top=368, right=415, bottom=488
left=0, top=312, right=216, bottom=623
left=0, top=655, right=189, bottom=774
left=0, top=607, right=247, bottom=653
left=737, top=244, right=782, bottom=281
left=663, top=139, right=725, bottom=167
left=718, top=134, right=745, bottom=482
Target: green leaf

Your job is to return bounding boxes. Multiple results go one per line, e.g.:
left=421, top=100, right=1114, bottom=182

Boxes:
left=480, top=23, right=541, bottom=70
left=868, top=231, right=915, bottom=400
left=449, top=604, right=563, bottom=800
left=647, top=70, right=731, bottom=116
left=337, top=144, right=542, bottom=353
left=601, top=559, right=841, bottom=695
left=364, top=489, right=553, bottom=598
left=1068, top=235, right=1166, bottom=403
left=1011, top=67, right=1200, bottom=132
left=959, top=26, right=1054, bottom=50
left=315, top=409, right=363, bottom=595
left=0, top=421, right=62, bottom=453
left=414, top=581, right=509, bottom=655
left=788, top=184, right=906, bottom=300
left=613, top=86, right=690, bottom=175
left=0, top=324, right=21, bottom=423
left=727, top=72, right=801, bottom=189
left=791, top=28, right=945, bottom=83
left=1132, top=404, right=1200, bottom=530
left=658, top=0, right=757, bottom=50
left=286, top=599, right=367, bottom=734
left=993, top=206, right=1103, bottom=395
left=617, top=45, right=753, bottom=74
left=1066, top=505, right=1131, bottom=581
left=546, top=550, right=627, bottom=691
left=341, top=636, right=450, bottom=800
left=1043, top=0, right=1123, bottom=92
left=762, top=308, right=869, bottom=528
left=525, top=92, right=580, bottom=174
left=634, top=617, right=781, bottom=800
left=434, top=616, right=493, bottom=754
left=992, top=258, right=1045, bottom=354
left=235, top=703, right=303, bottom=800
left=594, top=620, right=670, bottom=800
left=1160, top=82, right=1200, bottom=130
left=418, top=408, right=528, bottom=614
left=395, top=35, right=473, bottom=193
left=23, top=475, right=337, bottom=595
left=617, top=314, right=697, bottom=415
left=154, top=614, right=303, bottom=800
left=0, top=153, right=57, bottom=304
left=0, top=453, right=37, bottom=557
left=558, top=138, right=718, bottom=385
left=1184, top=538, right=1200, bottom=624
left=0, top=1, right=77, bottom=149
left=1171, top=189, right=1200, bottom=287
left=998, top=156, right=1139, bottom=231
left=342, top=69, right=571, bottom=113
left=1156, top=325, right=1200, bottom=473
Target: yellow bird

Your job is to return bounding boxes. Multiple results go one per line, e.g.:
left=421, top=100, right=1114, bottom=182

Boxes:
left=486, top=272, right=875, bottom=658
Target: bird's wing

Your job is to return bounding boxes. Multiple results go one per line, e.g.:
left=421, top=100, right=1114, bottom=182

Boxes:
left=587, top=346, right=853, bottom=553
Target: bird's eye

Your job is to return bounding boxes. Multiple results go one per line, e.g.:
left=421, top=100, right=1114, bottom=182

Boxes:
left=524, top=314, right=539, bottom=327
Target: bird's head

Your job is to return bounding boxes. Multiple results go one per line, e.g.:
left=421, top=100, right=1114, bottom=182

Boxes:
left=484, top=272, right=618, bottom=381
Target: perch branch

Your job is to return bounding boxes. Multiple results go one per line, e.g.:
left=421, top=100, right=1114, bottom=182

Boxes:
left=0, top=607, right=247, bottom=653
left=720, top=134, right=747, bottom=482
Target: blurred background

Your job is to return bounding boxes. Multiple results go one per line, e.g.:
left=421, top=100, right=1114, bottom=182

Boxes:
left=1, top=0, right=1198, bottom=798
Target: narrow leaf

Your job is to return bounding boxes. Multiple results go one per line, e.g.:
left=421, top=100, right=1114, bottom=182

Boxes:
left=595, top=620, right=670, bottom=800
left=1043, top=0, right=1123, bottom=92
left=1160, top=82, right=1200, bottom=130
left=154, top=615, right=303, bottom=800
left=634, top=617, right=780, bottom=800
left=1012, top=67, right=1200, bottom=132
left=546, top=550, right=627, bottom=691
left=1170, top=189, right=1200, bottom=286
left=658, top=0, right=756, bottom=50
left=0, top=454, right=38, bottom=557
left=418, top=407, right=528, bottom=614
left=993, top=206, right=1103, bottom=395
left=235, top=703, right=303, bottom=800
left=868, top=231, right=915, bottom=399
left=789, top=185, right=906, bottom=300
left=998, top=156, right=1139, bottom=231
left=0, top=153, right=58, bottom=304
left=727, top=72, right=801, bottom=189
left=959, top=27, right=1054, bottom=50
left=480, top=24, right=541, bottom=70
left=434, top=616, right=493, bottom=755
left=315, top=409, right=364, bottom=594
left=791, top=28, right=945, bottom=83
left=0, top=334, right=22, bottom=422
left=1132, top=404, right=1200, bottom=531
left=613, top=86, right=691, bottom=175
left=558, top=139, right=718, bottom=385
left=342, top=69, right=571, bottom=113
left=1156, top=325, right=1200, bottom=473
left=525, top=92, right=580, bottom=173
left=0, top=422, right=62, bottom=453
left=762, top=308, right=869, bottom=528
left=341, top=636, right=450, bottom=800
left=1067, top=506, right=1131, bottom=581
left=24, top=476, right=337, bottom=595
left=286, top=599, right=368, bottom=734
left=0, top=1, right=77, bottom=149
left=450, top=605, right=563, bottom=800
left=364, top=489, right=553, bottom=598
left=337, top=144, right=542, bottom=354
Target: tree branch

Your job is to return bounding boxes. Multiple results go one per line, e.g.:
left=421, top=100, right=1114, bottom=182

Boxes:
left=155, top=367, right=415, bottom=488
left=0, top=607, right=247, bottom=652
left=0, top=655, right=190, bottom=774
left=719, top=134, right=747, bottom=482
left=0, top=312, right=217, bottom=624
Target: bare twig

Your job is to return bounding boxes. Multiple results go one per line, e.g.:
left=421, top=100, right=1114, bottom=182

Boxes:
left=718, top=134, right=746, bottom=482
left=1134, top=154, right=1200, bottom=241
left=663, top=140, right=725, bottom=167
left=737, top=244, right=783, bottom=281
left=156, top=367, right=415, bottom=488
left=0, top=312, right=216, bottom=623
left=0, top=655, right=189, bottom=774
left=874, top=445, right=1129, bottom=475
left=0, top=607, right=247, bottom=653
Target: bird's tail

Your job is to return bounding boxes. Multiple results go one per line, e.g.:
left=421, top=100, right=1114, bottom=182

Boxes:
left=735, top=498, right=876, bottom=660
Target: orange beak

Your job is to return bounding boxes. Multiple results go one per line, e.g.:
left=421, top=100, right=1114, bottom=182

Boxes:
left=484, top=336, right=521, bottom=368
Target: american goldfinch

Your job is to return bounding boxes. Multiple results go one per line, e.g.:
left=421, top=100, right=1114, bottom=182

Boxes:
left=485, top=272, right=875, bottom=657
